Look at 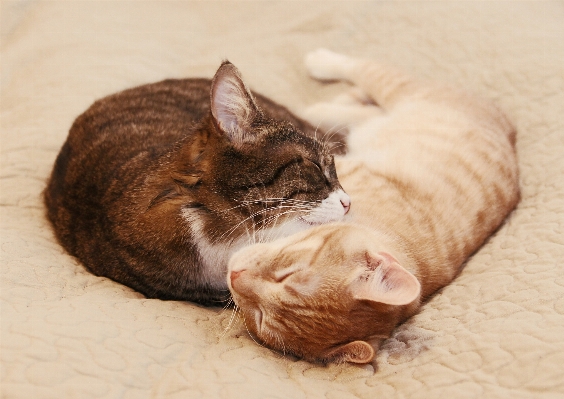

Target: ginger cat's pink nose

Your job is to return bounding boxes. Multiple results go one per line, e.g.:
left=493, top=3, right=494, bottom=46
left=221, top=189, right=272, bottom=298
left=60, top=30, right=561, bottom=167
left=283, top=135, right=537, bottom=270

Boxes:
left=230, top=269, right=245, bottom=286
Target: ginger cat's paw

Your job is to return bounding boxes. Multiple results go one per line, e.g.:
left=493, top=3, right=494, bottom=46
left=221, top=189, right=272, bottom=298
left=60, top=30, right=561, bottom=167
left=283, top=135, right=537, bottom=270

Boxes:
left=302, top=102, right=337, bottom=126
left=332, top=88, right=373, bottom=106
left=305, top=48, right=352, bottom=81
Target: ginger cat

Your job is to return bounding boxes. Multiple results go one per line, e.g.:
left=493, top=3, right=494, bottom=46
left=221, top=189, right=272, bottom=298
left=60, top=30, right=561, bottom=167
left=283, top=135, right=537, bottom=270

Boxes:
left=227, top=49, right=520, bottom=363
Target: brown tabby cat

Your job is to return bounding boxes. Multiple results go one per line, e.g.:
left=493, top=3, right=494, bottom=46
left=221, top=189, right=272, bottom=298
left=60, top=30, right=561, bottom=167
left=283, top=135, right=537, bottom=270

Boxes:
left=44, top=61, right=351, bottom=305
left=228, top=49, right=520, bottom=363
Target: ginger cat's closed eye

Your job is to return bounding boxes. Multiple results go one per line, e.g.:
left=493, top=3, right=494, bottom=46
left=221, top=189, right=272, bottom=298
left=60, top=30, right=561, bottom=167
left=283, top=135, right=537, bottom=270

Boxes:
left=228, top=49, right=519, bottom=363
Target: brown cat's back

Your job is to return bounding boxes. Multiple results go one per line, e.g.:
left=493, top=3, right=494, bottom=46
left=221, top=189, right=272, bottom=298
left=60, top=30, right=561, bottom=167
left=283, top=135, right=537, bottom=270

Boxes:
left=45, top=63, right=350, bottom=304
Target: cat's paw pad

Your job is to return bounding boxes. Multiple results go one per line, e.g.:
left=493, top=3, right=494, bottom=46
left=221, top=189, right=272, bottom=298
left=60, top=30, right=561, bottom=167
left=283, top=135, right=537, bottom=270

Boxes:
left=305, top=48, right=350, bottom=80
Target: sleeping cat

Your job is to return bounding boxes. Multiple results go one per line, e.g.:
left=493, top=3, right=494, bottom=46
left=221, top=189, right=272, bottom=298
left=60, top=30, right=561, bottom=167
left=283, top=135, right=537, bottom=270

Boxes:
left=44, top=61, right=351, bottom=305
left=227, top=49, right=520, bottom=363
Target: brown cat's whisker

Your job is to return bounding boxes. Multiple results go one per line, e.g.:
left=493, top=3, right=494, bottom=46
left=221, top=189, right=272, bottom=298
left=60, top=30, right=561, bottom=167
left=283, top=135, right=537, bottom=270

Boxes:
left=240, top=197, right=318, bottom=205
left=216, top=208, right=275, bottom=243
left=44, top=57, right=347, bottom=306
left=217, top=201, right=316, bottom=245
left=216, top=205, right=288, bottom=243
left=255, top=209, right=310, bottom=241
left=320, top=123, right=347, bottom=145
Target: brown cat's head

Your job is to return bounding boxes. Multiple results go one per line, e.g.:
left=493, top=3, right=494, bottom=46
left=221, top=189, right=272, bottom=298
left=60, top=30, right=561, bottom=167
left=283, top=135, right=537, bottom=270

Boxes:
left=227, top=223, right=421, bottom=363
left=150, top=61, right=350, bottom=250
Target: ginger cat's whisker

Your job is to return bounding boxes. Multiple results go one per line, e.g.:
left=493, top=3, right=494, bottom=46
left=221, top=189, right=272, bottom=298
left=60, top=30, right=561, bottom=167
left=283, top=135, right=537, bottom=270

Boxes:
left=219, top=304, right=241, bottom=340
left=227, top=49, right=519, bottom=364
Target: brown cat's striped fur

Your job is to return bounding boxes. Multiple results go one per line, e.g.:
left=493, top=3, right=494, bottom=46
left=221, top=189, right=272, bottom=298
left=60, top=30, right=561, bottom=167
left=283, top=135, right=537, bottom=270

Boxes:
left=227, top=49, right=520, bottom=363
left=44, top=61, right=350, bottom=305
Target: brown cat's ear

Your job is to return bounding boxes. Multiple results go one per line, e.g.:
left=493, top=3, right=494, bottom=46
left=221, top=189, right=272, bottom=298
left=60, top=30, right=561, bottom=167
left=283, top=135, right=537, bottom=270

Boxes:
left=210, top=61, right=259, bottom=145
left=351, top=251, right=420, bottom=306
left=323, top=341, right=375, bottom=364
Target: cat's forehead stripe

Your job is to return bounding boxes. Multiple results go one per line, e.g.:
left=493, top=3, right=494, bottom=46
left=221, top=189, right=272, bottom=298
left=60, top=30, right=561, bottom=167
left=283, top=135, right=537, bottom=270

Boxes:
left=309, top=228, right=341, bottom=266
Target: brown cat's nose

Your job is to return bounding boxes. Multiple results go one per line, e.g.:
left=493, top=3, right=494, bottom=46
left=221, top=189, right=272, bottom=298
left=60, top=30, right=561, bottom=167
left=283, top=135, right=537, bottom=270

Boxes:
left=341, top=197, right=351, bottom=214
left=230, top=269, right=245, bottom=286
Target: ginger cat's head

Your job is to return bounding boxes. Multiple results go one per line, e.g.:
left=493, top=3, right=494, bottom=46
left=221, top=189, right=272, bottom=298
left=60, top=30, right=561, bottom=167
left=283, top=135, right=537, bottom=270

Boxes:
left=227, top=223, right=421, bottom=364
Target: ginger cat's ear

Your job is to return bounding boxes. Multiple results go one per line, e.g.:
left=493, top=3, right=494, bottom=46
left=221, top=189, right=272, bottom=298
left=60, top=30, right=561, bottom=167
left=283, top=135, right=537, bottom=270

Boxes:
left=323, top=341, right=375, bottom=364
left=351, top=251, right=420, bottom=306
left=210, top=61, right=259, bottom=145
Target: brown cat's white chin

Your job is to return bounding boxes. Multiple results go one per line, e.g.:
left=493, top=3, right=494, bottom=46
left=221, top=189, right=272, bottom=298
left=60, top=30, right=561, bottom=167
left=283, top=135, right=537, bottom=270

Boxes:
left=299, top=188, right=351, bottom=226
left=297, top=217, right=320, bottom=226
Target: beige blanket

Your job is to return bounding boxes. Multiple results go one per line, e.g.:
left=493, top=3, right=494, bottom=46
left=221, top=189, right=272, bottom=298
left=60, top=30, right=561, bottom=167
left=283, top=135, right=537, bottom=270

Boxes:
left=2, top=1, right=563, bottom=398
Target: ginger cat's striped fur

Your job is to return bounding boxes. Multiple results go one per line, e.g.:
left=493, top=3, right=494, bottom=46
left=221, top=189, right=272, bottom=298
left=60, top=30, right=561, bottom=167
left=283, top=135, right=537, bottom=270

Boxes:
left=227, top=49, right=520, bottom=363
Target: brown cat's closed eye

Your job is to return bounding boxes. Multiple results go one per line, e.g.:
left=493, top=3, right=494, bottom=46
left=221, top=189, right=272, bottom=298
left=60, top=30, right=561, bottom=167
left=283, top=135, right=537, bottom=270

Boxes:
left=228, top=49, right=520, bottom=363
left=44, top=61, right=351, bottom=305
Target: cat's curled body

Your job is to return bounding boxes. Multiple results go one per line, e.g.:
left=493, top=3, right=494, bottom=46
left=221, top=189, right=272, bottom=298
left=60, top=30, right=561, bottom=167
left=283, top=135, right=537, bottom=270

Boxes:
left=228, top=50, right=520, bottom=363
left=45, top=61, right=350, bottom=305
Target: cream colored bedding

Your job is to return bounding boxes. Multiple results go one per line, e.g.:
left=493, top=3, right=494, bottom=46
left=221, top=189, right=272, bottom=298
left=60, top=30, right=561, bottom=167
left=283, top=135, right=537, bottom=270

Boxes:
left=2, top=1, right=563, bottom=398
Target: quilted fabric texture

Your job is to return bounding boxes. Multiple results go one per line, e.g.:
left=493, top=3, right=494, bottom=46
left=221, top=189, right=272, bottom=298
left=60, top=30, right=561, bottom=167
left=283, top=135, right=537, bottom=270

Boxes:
left=1, top=2, right=563, bottom=398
